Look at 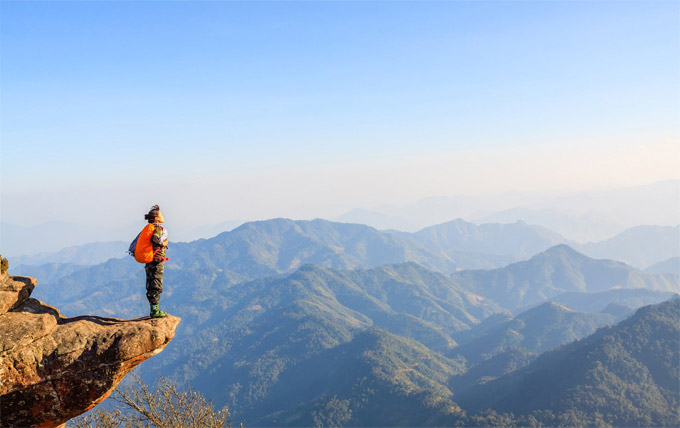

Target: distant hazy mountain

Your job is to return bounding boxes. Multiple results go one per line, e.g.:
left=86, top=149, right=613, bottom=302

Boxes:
left=7, top=217, right=544, bottom=275
left=11, top=262, right=87, bottom=285
left=600, top=302, right=636, bottom=320
left=455, top=297, right=680, bottom=427
left=576, top=225, right=679, bottom=269
left=30, top=254, right=245, bottom=319
left=335, top=208, right=419, bottom=232
left=338, top=180, right=680, bottom=243
left=451, top=245, right=680, bottom=311
left=530, top=288, right=678, bottom=315
left=451, top=302, right=615, bottom=364
left=160, top=217, right=548, bottom=277
left=29, top=257, right=143, bottom=317
left=483, top=180, right=680, bottom=243
left=34, top=218, right=525, bottom=319
left=10, top=241, right=128, bottom=266
left=336, top=195, right=516, bottom=232
left=1, top=221, right=103, bottom=257
left=12, top=217, right=677, bottom=278
left=645, top=257, right=680, bottom=275
left=171, top=219, right=245, bottom=243
left=546, top=179, right=680, bottom=231
left=412, top=218, right=567, bottom=260
left=6, top=180, right=676, bottom=255
left=170, top=218, right=456, bottom=274
left=469, top=207, right=623, bottom=242
left=31, top=219, right=678, bottom=321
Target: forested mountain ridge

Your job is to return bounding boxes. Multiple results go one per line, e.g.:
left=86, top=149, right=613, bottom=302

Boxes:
left=7, top=217, right=677, bottom=427
left=455, top=297, right=680, bottom=427
left=139, top=258, right=675, bottom=425
left=169, top=218, right=536, bottom=275
left=451, top=301, right=616, bottom=363
left=252, top=327, right=465, bottom=426
left=27, top=218, right=559, bottom=318
left=451, top=244, right=679, bottom=311
left=446, top=302, right=617, bottom=398
left=18, top=217, right=565, bottom=287
left=13, top=218, right=678, bottom=274
left=29, top=220, right=678, bottom=321
left=143, top=262, right=499, bottom=420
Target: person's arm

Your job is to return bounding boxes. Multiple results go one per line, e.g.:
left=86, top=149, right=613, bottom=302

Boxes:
left=160, top=227, right=168, bottom=246
left=151, top=227, right=168, bottom=247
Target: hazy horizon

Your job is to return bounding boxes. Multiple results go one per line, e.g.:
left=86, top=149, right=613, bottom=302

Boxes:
left=2, top=178, right=679, bottom=258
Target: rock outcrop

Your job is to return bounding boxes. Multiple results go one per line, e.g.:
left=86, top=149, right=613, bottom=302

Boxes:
left=0, top=272, right=180, bottom=428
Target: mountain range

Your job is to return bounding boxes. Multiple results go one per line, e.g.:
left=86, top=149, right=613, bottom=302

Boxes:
left=451, top=301, right=616, bottom=363
left=10, top=241, right=129, bottom=266
left=645, top=257, right=680, bottom=276
left=25, top=219, right=679, bottom=321
left=527, top=288, right=679, bottom=314
left=6, top=216, right=678, bottom=427
left=451, top=244, right=679, bottom=311
left=145, top=271, right=678, bottom=426
left=251, top=327, right=464, bottom=426
left=576, top=225, right=680, bottom=269
left=455, top=297, right=680, bottom=427
left=4, top=180, right=677, bottom=258
left=446, top=302, right=620, bottom=396
left=13, top=218, right=678, bottom=277
left=136, top=262, right=494, bottom=422
left=337, top=180, right=680, bottom=242
left=407, top=219, right=565, bottom=260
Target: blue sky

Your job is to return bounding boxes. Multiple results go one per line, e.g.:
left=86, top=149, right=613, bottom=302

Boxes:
left=1, top=0, right=678, bottom=230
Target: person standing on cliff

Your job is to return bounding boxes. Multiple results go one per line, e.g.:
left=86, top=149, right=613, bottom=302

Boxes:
left=143, top=205, right=169, bottom=318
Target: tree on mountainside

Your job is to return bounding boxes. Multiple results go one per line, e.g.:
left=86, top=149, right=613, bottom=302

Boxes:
left=69, top=374, right=236, bottom=428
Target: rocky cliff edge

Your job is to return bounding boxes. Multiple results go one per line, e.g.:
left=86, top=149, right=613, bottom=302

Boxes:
left=0, top=272, right=180, bottom=428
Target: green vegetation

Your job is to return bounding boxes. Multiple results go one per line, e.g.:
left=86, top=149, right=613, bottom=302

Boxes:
left=451, top=302, right=616, bottom=364
left=254, top=327, right=465, bottom=427
left=451, top=244, right=679, bottom=311
left=455, top=298, right=680, bottom=427
left=30, top=221, right=677, bottom=323
left=141, top=262, right=497, bottom=421
left=29, top=218, right=502, bottom=319
left=17, top=220, right=679, bottom=427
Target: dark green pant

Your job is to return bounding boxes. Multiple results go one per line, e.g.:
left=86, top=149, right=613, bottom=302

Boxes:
left=145, top=261, right=164, bottom=305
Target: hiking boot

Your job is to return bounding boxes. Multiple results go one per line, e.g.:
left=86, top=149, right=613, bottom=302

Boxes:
left=149, top=304, right=167, bottom=318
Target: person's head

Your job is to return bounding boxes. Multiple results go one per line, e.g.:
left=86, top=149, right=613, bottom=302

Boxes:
left=144, top=205, right=164, bottom=224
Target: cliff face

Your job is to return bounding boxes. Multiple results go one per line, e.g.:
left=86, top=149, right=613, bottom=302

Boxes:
left=0, top=272, right=180, bottom=428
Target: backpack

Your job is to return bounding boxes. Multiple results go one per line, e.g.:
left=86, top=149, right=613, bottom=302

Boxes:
left=128, top=224, right=163, bottom=263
